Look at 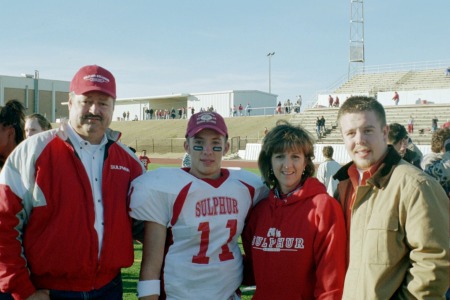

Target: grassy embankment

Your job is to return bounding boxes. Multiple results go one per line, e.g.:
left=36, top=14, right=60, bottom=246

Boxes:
left=111, top=114, right=289, bottom=153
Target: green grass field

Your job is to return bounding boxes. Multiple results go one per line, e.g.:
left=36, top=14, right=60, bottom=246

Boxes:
left=122, top=162, right=259, bottom=299
left=122, top=242, right=254, bottom=299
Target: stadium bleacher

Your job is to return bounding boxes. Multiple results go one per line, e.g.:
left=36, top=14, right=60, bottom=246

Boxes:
left=290, top=103, right=450, bottom=145
left=335, top=67, right=450, bottom=94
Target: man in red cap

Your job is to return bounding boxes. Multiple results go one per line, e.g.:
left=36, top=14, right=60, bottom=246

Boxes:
left=0, top=65, right=145, bottom=299
left=128, top=111, right=268, bottom=299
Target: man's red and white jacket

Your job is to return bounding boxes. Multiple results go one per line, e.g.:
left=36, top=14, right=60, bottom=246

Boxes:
left=0, top=122, right=144, bottom=300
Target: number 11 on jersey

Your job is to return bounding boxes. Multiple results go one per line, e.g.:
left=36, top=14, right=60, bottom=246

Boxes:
left=192, top=219, right=238, bottom=264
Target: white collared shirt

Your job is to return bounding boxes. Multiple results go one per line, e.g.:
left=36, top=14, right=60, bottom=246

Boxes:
left=67, top=123, right=107, bottom=257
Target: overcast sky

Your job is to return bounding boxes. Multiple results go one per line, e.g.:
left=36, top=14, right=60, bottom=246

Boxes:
left=2, top=1, right=449, bottom=108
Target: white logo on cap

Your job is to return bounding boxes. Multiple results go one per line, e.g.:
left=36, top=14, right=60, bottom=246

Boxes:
left=197, top=112, right=216, bottom=124
left=83, top=74, right=110, bottom=83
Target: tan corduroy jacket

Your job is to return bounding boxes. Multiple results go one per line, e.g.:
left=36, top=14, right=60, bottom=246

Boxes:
left=334, top=146, right=449, bottom=299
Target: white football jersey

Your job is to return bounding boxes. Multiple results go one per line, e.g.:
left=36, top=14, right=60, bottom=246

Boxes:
left=130, top=167, right=268, bottom=300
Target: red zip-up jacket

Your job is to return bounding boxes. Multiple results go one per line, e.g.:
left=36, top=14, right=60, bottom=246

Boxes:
left=242, top=177, right=347, bottom=300
left=0, top=124, right=144, bottom=299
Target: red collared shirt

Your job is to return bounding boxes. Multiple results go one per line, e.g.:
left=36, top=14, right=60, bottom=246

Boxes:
left=343, top=152, right=387, bottom=238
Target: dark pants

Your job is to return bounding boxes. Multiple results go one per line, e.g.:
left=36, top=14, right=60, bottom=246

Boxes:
left=0, top=274, right=122, bottom=300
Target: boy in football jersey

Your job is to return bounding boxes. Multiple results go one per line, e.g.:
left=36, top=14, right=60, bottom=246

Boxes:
left=129, top=111, right=268, bottom=299
left=139, top=149, right=151, bottom=170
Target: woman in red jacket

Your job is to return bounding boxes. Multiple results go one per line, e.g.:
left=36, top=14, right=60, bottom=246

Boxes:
left=242, top=120, right=347, bottom=299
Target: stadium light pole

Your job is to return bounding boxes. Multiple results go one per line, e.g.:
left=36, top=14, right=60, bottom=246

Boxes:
left=34, top=70, right=39, bottom=113
left=267, top=52, right=275, bottom=94
left=21, top=71, right=39, bottom=112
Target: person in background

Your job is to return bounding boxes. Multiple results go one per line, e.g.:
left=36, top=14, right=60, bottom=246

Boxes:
left=392, top=91, right=399, bottom=105
left=245, top=103, right=251, bottom=116
left=316, top=146, right=341, bottom=197
left=25, top=113, right=52, bottom=138
left=238, top=104, right=244, bottom=116
left=231, top=105, right=237, bottom=117
left=285, top=99, right=292, bottom=114
left=443, top=119, right=450, bottom=129
left=139, top=149, right=151, bottom=170
left=432, top=116, right=439, bottom=132
left=421, top=128, right=450, bottom=299
left=149, top=108, right=154, bottom=120
left=276, top=101, right=282, bottom=114
left=242, top=120, right=346, bottom=299
left=315, top=117, right=321, bottom=139
left=129, top=111, right=268, bottom=299
left=0, top=65, right=145, bottom=299
left=387, top=123, right=421, bottom=169
left=295, top=95, right=302, bottom=112
left=421, top=127, right=450, bottom=197
left=0, top=99, right=25, bottom=170
left=333, top=96, right=340, bottom=107
left=320, top=116, right=326, bottom=136
left=333, top=96, right=448, bottom=299
left=407, top=115, right=414, bottom=134
left=407, top=137, right=423, bottom=162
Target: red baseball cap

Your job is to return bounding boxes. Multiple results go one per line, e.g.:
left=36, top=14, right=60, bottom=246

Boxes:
left=186, top=111, right=228, bottom=138
left=70, top=65, right=116, bottom=99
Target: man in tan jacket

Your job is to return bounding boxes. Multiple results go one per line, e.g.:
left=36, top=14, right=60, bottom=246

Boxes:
left=333, top=96, right=448, bottom=299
